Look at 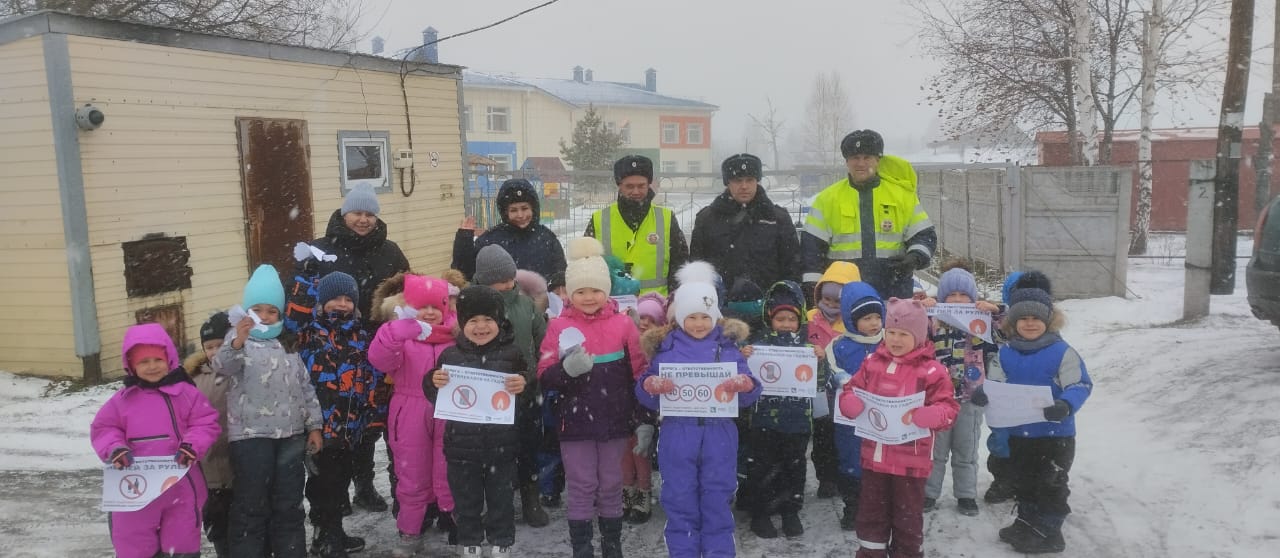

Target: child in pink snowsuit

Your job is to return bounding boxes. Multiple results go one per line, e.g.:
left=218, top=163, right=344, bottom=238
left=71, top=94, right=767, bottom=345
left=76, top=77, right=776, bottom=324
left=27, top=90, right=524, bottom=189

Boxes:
left=368, top=274, right=457, bottom=552
left=91, top=323, right=221, bottom=558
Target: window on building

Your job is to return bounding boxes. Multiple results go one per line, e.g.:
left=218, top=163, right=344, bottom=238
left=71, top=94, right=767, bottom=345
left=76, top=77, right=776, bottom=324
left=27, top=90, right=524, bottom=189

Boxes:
left=661, top=160, right=678, bottom=174
left=489, top=154, right=512, bottom=173
left=620, top=123, right=632, bottom=145
left=687, top=122, right=704, bottom=145
left=662, top=122, right=679, bottom=144
left=487, top=106, right=510, bottom=132
left=338, top=130, right=391, bottom=193
left=687, top=161, right=703, bottom=173
left=605, top=121, right=617, bottom=134
left=462, top=105, right=472, bottom=132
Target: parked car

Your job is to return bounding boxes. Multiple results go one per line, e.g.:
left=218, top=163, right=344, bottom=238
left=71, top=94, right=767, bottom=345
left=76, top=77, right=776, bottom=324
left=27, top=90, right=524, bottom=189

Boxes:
left=1247, top=194, right=1280, bottom=329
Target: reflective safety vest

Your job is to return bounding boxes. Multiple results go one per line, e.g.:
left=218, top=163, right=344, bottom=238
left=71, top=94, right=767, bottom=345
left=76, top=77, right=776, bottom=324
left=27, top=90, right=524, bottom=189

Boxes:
left=802, top=155, right=932, bottom=263
left=592, top=204, right=673, bottom=296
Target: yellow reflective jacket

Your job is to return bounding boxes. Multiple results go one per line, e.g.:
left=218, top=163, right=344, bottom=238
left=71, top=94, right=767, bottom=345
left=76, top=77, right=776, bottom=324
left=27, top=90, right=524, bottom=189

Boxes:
left=592, top=204, right=674, bottom=296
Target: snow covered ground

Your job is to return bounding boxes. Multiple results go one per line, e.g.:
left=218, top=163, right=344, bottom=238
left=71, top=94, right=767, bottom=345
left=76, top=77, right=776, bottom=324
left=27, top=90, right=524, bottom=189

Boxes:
left=2, top=238, right=1276, bottom=557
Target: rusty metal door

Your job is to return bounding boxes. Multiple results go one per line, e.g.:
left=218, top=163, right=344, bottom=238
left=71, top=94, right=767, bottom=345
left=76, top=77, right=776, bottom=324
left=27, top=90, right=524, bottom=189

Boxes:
left=236, top=118, right=314, bottom=275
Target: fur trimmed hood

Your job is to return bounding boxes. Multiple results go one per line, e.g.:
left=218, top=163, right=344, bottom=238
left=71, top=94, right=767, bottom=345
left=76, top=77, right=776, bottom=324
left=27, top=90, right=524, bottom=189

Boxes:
left=640, top=317, right=749, bottom=359
left=370, top=271, right=422, bottom=323
left=183, top=351, right=210, bottom=376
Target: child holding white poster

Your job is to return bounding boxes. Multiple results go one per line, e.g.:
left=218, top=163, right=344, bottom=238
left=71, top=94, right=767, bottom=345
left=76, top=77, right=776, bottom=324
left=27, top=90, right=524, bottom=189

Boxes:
left=739, top=280, right=824, bottom=539
left=636, top=262, right=761, bottom=557
left=91, top=323, right=221, bottom=558
left=921, top=264, right=1003, bottom=517
left=426, top=286, right=527, bottom=557
left=838, top=298, right=958, bottom=558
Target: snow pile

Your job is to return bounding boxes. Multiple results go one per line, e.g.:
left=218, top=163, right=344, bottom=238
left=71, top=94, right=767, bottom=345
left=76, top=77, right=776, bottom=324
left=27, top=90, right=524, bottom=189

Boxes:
left=0, top=373, right=119, bottom=471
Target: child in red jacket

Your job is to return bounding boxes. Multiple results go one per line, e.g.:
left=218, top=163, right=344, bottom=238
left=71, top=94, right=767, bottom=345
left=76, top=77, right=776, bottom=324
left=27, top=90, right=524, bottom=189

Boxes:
left=838, top=298, right=959, bottom=558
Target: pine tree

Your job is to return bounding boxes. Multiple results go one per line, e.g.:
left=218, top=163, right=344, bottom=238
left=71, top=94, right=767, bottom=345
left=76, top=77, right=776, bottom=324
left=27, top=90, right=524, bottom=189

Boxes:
left=560, top=105, right=625, bottom=171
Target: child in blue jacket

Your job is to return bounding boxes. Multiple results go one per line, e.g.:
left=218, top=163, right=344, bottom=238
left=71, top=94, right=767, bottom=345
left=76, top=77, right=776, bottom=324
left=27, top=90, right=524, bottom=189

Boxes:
left=827, top=281, right=885, bottom=531
left=971, top=281, right=1091, bottom=554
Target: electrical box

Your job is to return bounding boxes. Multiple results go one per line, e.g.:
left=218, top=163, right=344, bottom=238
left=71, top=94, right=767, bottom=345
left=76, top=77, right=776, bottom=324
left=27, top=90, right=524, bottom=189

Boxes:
left=393, top=148, right=414, bottom=169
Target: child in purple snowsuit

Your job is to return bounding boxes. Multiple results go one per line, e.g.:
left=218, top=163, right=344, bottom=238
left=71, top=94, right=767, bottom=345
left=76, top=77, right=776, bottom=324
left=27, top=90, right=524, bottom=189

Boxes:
left=91, top=323, right=221, bottom=558
left=637, top=262, right=762, bottom=558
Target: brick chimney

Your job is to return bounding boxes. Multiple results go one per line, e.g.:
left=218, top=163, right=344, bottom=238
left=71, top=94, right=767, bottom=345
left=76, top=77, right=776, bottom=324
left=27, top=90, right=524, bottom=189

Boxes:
left=573, top=65, right=584, bottom=82
left=422, top=27, right=439, bottom=63
left=644, top=68, right=657, bottom=92
left=371, top=36, right=384, bottom=55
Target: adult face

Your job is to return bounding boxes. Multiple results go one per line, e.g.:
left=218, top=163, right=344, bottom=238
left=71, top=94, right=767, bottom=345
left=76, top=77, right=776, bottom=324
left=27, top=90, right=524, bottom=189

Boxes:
left=506, top=201, right=534, bottom=229
left=618, top=176, right=651, bottom=203
left=845, top=154, right=879, bottom=184
left=343, top=210, right=377, bottom=237
left=728, top=177, right=759, bottom=204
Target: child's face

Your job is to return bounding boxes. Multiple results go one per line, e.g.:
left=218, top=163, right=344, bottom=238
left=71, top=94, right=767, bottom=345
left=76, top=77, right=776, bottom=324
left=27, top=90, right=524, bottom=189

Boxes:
left=856, top=313, right=883, bottom=336
left=571, top=288, right=608, bottom=315
left=322, top=295, right=355, bottom=315
left=682, top=313, right=714, bottom=339
left=770, top=310, right=800, bottom=333
left=464, top=315, right=499, bottom=345
left=820, top=294, right=840, bottom=309
left=249, top=304, right=280, bottom=325
left=132, top=355, right=169, bottom=383
left=639, top=315, right=658, bottom=332
left=944, top=292, right=973, bottom=304
left=912, top=291, right=928, bottom=301
left=202, top=339, right=224, bottom=362
left=416, top=305, right=444, bottom=325
left=1016, top=316, right=1046, bottom=340
left=490, top=279, right=516, bottom=292
left=884, top=328, right=917, bottom=356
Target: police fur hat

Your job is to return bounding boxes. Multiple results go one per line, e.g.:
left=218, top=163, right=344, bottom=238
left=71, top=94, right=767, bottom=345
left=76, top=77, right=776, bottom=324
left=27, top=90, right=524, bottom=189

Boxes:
left=613, top=154, right=654, bottom=184
left=721, top=153, right=763, bottom=186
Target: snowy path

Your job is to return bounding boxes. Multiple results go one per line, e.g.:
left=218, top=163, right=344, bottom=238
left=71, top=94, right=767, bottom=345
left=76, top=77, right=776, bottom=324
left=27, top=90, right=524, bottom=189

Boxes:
left=2, top=253, right=1277, bottom=557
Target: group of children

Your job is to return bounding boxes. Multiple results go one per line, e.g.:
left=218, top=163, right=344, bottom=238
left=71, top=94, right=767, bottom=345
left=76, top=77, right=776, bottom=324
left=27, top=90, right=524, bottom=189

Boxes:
left=91, top=234, right=1090, bottom=557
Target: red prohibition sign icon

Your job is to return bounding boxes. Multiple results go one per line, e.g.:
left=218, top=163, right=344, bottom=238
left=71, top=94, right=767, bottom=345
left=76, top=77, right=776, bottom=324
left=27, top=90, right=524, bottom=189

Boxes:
left=453, top=385, right=477, bottom=409
left=119, top=475, right=147, bottom=499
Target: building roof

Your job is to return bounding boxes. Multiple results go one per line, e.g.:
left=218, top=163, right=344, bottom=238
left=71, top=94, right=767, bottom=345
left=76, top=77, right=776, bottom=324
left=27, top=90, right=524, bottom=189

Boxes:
left=521, top=157, right=569, bottom=182
left=1036, top=127, right=1263, bottom=144
left=0, top=10, right=463, bottom=78
left=464, top=70, right=717, bottom=111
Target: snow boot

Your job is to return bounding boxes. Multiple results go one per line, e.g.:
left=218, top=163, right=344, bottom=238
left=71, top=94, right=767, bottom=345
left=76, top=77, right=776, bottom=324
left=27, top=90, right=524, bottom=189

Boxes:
left=540, top=492, right=562, bottom=508
left=568, top=519, right=595, bottom=558
left=599, top=516, right=624, bottom=558
left=780, top=511, right=804, bottom=538
left=999, top=517, right=1037, bottom=544
left=621, top=486, right=637, bottom=522
left=985, top=479, right=1016, bottom=503
left=1011, top=524, right=1066, bottom=554
left=750, top=514, right=779, bottom=539
left=390, top=532, right=422, bottom=558
left=837, top=476, right=860, bottom=532
left=629, top=489, right=652, bottom=524
left=353, top=478, right=388, bottom=512
left=816, top=479, right=838, bottom=499
left=521, top=484, right=550, bottom=527
left=491, top=546, right=512, bottom=557
left=957, top=498, right=980, bottom=516
left=312, top=529, right=350, bottom=558
left=923, top=497, right=938, bottom=512
left=421, top=502, right=439, bottom=532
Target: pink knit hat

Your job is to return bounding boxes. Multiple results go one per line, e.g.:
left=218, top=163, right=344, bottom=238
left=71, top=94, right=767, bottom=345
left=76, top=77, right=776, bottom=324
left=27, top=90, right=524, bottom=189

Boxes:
left=636, top=292, right=667, bottom=324
left=404, top=274, right=453, bottom=319
left=885, top=297, right=930, bottom=347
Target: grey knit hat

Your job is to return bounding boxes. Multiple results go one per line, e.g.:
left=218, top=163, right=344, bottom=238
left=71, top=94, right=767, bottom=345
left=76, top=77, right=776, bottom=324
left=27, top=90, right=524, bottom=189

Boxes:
left=317, top=271, right=359, bottom=308
left=1006, top=287, right=1053, bottom=325
left=341, top=183, right=381, bottom=216
left=473, top=244, right=518, bottom=285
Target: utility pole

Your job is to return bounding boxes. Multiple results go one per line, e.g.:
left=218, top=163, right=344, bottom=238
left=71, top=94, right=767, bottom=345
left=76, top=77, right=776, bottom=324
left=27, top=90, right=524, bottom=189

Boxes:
left=1211, top=0, right=1254, bottom=294
left=1255, top=4, right=1280, bottom=217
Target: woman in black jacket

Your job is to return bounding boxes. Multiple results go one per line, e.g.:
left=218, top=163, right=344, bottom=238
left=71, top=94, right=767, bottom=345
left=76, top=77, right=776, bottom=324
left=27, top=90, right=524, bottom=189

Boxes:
left=452, top=178, right=567, bottom=282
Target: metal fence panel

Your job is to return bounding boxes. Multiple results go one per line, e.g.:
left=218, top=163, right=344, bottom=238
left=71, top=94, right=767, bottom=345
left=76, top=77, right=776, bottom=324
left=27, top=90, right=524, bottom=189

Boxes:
left=1019, top=167, right=1132, bottom=298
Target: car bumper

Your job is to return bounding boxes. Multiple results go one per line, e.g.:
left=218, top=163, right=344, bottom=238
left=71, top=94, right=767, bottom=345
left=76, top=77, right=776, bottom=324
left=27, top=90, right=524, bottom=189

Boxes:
left=1246, top=259, right=1280, bottom=323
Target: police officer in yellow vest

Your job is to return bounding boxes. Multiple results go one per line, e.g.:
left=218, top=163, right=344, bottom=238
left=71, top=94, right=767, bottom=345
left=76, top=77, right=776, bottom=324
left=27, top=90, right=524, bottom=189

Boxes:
left=801, top=130, right=937, bottom=300
left=584, top=155, right=689, bottom=296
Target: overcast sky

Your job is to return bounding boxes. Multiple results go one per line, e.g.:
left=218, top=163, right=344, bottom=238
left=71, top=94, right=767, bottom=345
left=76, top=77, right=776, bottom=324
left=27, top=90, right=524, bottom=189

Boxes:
left=365, top=0, right=1275, bottom=160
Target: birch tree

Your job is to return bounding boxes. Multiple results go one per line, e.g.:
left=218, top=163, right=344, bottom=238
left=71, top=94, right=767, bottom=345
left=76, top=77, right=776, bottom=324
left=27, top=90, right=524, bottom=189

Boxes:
left=799, top=71, right=854, bottom=166
left=749, top=97, right=787, bottom=170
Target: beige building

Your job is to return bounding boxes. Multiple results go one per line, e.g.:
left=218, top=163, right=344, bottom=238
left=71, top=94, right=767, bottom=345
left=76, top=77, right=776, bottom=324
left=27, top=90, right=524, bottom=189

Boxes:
left=0, top=12, right=466, bottom=380
left=462, top=67, right=717, bottom=175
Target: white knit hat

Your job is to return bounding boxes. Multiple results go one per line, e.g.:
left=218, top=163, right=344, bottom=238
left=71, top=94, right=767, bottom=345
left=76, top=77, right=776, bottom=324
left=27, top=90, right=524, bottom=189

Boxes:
left=564, top=237, right=612, bottom=295
left=672, top=261, right=722, bottom=325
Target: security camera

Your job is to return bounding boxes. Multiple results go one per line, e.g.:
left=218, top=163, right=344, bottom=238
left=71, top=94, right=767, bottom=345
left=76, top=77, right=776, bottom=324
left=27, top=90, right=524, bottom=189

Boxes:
left=75, top=104, right=104, bottom=130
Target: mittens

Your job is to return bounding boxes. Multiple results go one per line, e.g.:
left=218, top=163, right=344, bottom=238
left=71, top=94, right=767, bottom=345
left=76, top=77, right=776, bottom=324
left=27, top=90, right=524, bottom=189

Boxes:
left=643, top=376, right=675, bottom=395
left=562, top=346, right=594, bottom=378
left=717, top=374, right=755, bottom=394
left=633, top=424, right=655, bottom=457
left=175, top=443, right=197, bottom=467
left=969, top=385, right=989, bottom=407
left=110, top=447, right=134, bottom=469
left=909, top=406, right=951, bottom=430
left=385, top=318, right=426, bottom=342
left=838, top=391, right=865, bottom=419
left=1043, top=400, right=1071, bottom=422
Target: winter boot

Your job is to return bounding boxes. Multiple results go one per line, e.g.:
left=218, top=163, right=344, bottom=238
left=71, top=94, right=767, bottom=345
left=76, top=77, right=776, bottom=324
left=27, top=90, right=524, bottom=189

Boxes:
left=540, top=492, right=562, bottom=508
left=957, top=498, right=980, bottom=516
left=313, top=529, right=351, bottom=558
left=629, top=490, right=652, bottom=524
left=599, top=516, right=624, bottom=558
left=837, top=476, right=860, bottom=532
left=212, top=540, right=230, bottom=558
left=390, top=532, right=422, bottom=558
left=353, top=478, right=388, bottom=512
left=621, top=486, right=637, bottom=522
left=1011, top=524, right=1066, bottom=554
left=999, top=517, right=1037, bottom=544
left=568, top=519, right=595, bottom=558
left=750, top=514, right=779, bottom=539
left=780, top=511, right=804, bottom=538
left=816, top=479, right=838, bottom=499
left=985, top=479, right=1016, bottom=503
left=521, top=484, right=550, bottom=527
left=923, top=497, right=938, bottom=512
left=491, top=546, right=512, bottom=557
left=458, top=546, right=483, bottom=557
left=422, top=502, right=439, bottom=532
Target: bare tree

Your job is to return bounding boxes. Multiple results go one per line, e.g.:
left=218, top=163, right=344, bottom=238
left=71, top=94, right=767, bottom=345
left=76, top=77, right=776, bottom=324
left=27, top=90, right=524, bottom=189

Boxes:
left=799, top=71, right=853, bottom=166
left=2, top=0, right=370, bottom=49
left=748, top=97, right=786, bottom=169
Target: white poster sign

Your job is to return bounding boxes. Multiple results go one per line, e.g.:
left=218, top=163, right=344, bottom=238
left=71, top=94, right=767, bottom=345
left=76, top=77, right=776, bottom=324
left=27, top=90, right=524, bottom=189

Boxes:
left=658, top=363, right=738, bottom=418
left=611, top=295, right=638, bottom=314
left=927, top=303, right=993, bottom=343
left=101, top=456, right=191, bottom=512
left=847, top=388, right=930, bottom=445
left=982, top=381, right=1055, bottom=428
left=433, top=366, right=516, bottom=425
left=747, top=345, right=818, bottom=398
